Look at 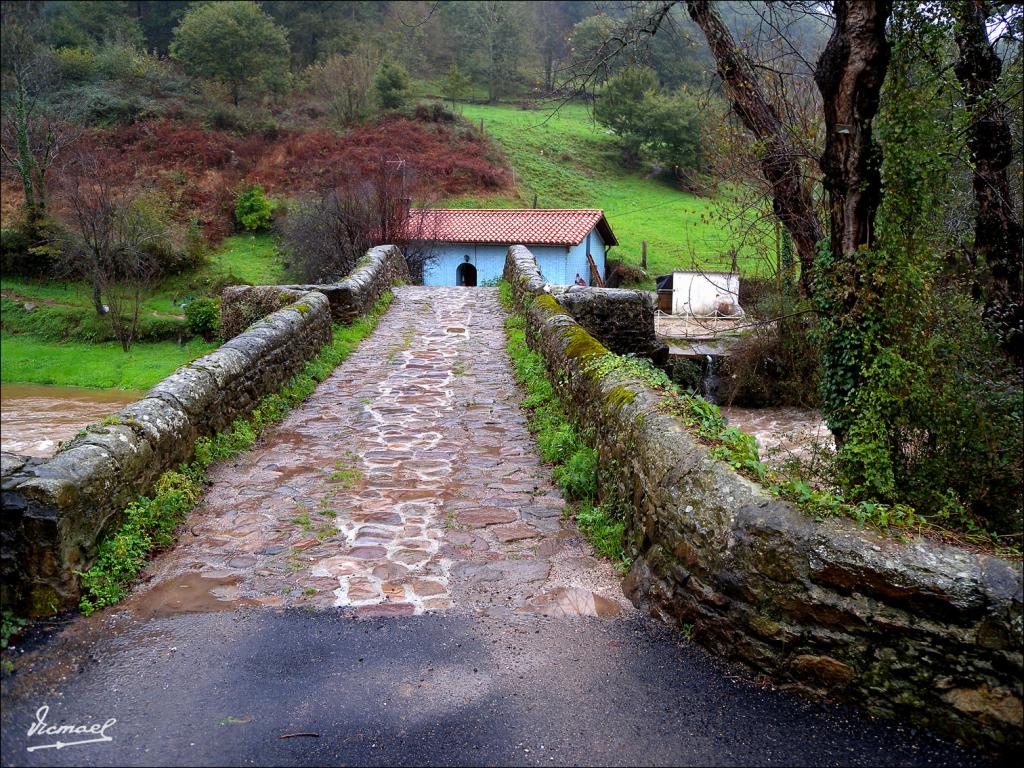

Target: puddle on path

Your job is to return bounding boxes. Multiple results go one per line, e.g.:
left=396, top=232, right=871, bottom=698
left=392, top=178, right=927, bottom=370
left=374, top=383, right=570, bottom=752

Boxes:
left=126, top=573, right=258, bottom=620
left=0, top=383, right=142, bottom=457
left=518, top=586, right=622, bottom=618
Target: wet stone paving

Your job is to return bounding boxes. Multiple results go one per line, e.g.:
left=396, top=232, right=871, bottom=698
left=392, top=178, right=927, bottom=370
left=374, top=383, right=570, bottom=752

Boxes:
left=132, top=287, right=629, bottom=620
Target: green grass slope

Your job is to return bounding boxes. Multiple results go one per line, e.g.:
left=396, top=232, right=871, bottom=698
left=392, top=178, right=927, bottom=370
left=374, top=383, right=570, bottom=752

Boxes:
left=449, top=103, right=764, bottom=280
left=1, top=234, right=284, bottom=388
left=0, top=335, right=217, bottom=390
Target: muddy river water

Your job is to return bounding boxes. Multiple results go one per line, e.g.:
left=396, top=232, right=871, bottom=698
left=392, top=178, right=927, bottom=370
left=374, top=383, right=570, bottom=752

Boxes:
left=0, top=383, right=143, bottom=457
left=720, top=405, right=834, bottom=464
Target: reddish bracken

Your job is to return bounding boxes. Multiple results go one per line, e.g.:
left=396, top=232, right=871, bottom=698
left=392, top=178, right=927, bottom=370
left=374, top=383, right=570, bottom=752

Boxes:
left=1, top=118, right=509, bottom=241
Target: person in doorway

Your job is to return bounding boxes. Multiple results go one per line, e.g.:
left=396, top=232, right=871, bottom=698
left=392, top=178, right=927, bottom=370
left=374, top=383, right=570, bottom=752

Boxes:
left=574, top=272, right=587, bottom=286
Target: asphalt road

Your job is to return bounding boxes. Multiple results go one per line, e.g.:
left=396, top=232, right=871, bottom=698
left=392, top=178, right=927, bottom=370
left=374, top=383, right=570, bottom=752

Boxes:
left=0, top=608, right=990, bottom=767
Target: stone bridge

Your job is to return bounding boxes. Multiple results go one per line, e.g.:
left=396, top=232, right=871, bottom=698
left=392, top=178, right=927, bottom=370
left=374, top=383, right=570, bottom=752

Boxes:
left=136, top=285, right=625, bottom=618
left=0, top=249, right=1017, bottom=764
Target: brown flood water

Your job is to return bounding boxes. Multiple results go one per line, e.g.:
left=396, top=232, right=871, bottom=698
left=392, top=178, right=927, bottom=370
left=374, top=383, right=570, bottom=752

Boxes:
left=719, top=406, right=834, bottom=464
left=0, top=383, right=143, bottom=457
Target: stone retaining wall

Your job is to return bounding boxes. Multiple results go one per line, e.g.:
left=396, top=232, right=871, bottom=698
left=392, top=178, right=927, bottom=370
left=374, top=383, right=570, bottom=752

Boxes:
left=221, top=244, right=410, bottom=337
left=506, top=246, right=666, bottom=362
left=1, top=291, right=332, bottom=615
left=503, top=246, right=1023, bottom=753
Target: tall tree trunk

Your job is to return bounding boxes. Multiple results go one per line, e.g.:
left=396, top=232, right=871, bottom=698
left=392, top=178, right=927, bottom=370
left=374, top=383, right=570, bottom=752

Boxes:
left=813, top=0, right=893, bottom=445
left=953, top=0, right=1024, bottom=363
left=686, top=0, right=824, bottom=296
left=815, top=0, right=892, bottom=260
left=92, top=275, right=104, bottom=316
left=14, top=77, right=38, bottom=224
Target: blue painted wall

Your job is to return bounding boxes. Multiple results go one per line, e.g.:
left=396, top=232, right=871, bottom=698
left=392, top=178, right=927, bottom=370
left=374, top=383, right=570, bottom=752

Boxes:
left=422, top=227, right=607, bottom=286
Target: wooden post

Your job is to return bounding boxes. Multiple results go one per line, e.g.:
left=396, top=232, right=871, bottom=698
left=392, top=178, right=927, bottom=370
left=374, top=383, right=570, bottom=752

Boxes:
left=641, top=240, right=647, bottom=271
left=480, top=117, right=484, bottom=134
left=533, top=193, right=538, bottom=209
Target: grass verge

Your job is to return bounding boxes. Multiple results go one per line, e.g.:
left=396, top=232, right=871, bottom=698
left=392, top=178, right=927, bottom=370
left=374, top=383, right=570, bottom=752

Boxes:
left=1, top=333, right=217, bottom=390
left=498, top=281, right=630, bottom=570
left=76, top=292, right=393, bottom=614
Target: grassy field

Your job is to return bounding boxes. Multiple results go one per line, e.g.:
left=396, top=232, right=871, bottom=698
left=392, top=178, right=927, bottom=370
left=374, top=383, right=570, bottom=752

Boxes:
left=2, top=234, right=288, bottom=318
left=1, top=234, right=285, bottom=389
left=449, top=102, right=769, bottom=281
left=0, top=334, right=217, bottom=390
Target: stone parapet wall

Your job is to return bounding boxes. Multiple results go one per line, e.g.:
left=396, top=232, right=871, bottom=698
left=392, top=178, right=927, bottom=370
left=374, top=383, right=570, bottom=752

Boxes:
left=552, top=285, right=668, bottom=363
left=505, top=245, right=666, bottom=362
left=504, top=246, right=1023, bottom=753
left=221, top=245, right=408, bottom=338
left=1, top=291, right=332, bottom=615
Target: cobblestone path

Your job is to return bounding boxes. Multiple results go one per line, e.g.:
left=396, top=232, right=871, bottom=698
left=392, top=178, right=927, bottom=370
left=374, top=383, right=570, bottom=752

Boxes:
left=132, top=287, right=628, bottom=619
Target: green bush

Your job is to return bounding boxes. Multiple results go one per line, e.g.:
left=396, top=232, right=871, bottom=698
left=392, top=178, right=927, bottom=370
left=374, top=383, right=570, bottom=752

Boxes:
left=235, top=185, right=273, bottom=232
left=0, top=228, right=41, bottom=277
left=1, top=297, right=187, bottom=343
left=374, top=61, right=409, bottom=110
left=184, top=297, right=220, bottom=341
left=53, top=46, right=97, bottom=81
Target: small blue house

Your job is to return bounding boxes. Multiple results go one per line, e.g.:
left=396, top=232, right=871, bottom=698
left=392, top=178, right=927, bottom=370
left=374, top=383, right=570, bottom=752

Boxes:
left=410, top=209, right=617, bottom=287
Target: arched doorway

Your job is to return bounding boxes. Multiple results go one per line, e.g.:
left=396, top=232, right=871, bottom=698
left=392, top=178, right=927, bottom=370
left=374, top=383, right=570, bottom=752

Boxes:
left=456, top=262, right=477, bottom=287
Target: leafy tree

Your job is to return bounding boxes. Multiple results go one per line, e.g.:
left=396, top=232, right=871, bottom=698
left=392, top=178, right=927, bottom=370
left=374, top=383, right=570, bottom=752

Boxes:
left=373, top=60, right=408, bottom=110
left=43, top=0, right=144, bottom=50
left=595, top=68, right=704, bottom=174
left=640, top=87, right=704, bottom=173
left=235, top=185, right=273, bottom=232
left=465, top=0, right=528, bottom=103
left=567, top=13, right=624, bottom=85
left=594, top=67, right=658, bottom=159
left=170, top=1, right=290, bottom=106
left=441, top=63, right=472, bottom=110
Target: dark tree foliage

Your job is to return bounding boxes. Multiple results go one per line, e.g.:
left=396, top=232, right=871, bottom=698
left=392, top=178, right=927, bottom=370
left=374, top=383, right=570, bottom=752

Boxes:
left=953, top=0, right=1024, bottom=363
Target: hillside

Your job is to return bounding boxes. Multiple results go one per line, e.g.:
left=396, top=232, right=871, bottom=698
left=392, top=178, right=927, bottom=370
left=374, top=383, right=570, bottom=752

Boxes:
left=445, top=102, right=763, bottom=280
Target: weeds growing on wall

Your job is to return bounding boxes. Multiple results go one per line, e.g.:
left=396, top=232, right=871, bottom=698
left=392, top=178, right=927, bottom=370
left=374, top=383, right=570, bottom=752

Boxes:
left=498, top=283, right=630, bottom=571
left=504, top=280, right=1019, bottom=556
left=77, top=293, right=393, bottom=614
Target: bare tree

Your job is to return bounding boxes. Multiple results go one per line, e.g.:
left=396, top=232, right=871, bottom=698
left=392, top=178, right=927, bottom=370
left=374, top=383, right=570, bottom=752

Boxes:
left=309, top=47, right=381, bottom=127
left=559, top=1, right=825, bottom=295
left=687, top=0, right=824, bottom=295
left=953, top=0, right=1024, bottom=362
left=58, top=151, right=169, bottom=349
left=0, top=23, right=78, bottom=236
left=281, top=159, right=438, bottom=283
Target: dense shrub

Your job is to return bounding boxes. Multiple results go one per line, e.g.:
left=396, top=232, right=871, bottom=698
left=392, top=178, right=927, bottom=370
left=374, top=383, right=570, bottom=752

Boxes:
left=235, top=185, right=273, bottom=232
left=184, top=297, right=220, bottom=340
left=52, top=46, right=97, bottom=81
left=374, top=61, right=409, bottom=110
left=595, top=67, right=705, bottom=175
left=1, top=228, right=35, bottom=276
left=412, top=101, right=456, bottom=124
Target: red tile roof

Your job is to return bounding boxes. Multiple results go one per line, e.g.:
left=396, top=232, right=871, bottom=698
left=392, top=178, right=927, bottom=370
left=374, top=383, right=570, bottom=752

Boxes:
left=406, top=208, right=617, bottom=247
